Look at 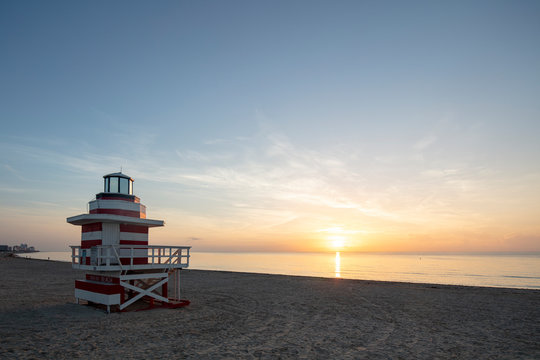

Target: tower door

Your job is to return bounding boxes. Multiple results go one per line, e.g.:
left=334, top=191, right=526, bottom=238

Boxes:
left=100, top=223, right=120, bottom=265
left=102, top=223, right=120, bottom=246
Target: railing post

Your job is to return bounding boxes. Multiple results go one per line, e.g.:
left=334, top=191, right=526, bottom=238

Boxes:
left=179, top=268, right=182, bottom=299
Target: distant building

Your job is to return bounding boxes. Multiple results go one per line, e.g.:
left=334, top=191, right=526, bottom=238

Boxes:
left=0, top=245, right=10, bottom=252
left=11, top=243, right=37, bottom=253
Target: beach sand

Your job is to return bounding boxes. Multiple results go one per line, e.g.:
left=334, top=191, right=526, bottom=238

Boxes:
left=1, top=255, right=539, bottom=359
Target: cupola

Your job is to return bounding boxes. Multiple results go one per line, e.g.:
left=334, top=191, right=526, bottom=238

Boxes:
left=103, top=172, right=133, bottom=195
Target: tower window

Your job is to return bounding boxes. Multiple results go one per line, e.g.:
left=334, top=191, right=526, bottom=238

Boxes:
left=109, top=177, right=118, bottom=193
left=119, top=177, right=129, bottom=194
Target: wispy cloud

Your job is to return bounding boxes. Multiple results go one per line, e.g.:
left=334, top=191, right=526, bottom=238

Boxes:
left=413, top=135, right=437, bottom=151
left=0, top=187, right=31, bottom=194
left=1, top=126, right=530, bottom=248
left=316, top=226, right=369, bottom=234
left=0, top=130, right=475, bottom=228
left=3, top=164, right=28, bottom=182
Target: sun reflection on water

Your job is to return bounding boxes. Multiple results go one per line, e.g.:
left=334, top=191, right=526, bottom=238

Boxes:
left=335, top=251, right=341, bottom=278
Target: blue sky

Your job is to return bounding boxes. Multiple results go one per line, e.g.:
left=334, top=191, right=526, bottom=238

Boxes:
left=1, top=0, right=539, bottom=252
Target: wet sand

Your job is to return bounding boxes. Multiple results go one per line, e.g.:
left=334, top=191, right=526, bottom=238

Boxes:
left=1, top=255, right=539, bottom=359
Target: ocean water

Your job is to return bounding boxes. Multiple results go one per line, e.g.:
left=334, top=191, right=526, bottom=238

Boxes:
left=23, top=251, right=540, bottom=290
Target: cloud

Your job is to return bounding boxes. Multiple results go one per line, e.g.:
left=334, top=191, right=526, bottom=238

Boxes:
left=175, top=150, right=232, bottom=162
left=316, top=226, right=368, bottom=234
left=3, top=127, right=528, bottom=243
left=0, top=187, right=30, bottom=194
left=501, top=235, right=540, bottom=251
left=3, top=164, right=27, bottom=181
left=413, top=135, right=437, bottom=151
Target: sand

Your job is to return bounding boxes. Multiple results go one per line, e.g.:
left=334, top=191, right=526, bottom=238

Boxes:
left=0, top=255, right=539, bottom=359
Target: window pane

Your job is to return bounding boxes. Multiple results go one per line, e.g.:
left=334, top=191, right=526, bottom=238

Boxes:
left=128, top=180, right=133, bottom=195
left=109, top=177, right=118, bottom=193
left=104, top=178, right=108, bottom=192
left=119, top=178, right=129, bottom=194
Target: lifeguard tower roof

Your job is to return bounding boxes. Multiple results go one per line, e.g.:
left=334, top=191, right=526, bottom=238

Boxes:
left=104, top=172, right=133, bottom=180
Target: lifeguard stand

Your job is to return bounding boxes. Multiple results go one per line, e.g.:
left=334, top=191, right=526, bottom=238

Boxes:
left=67, top=172, right=190, bottom=313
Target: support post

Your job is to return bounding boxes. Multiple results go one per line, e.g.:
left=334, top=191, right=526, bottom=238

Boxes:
left=177, top=269, right=181, bottom=300
left=162, top=281, right=168, bottom=299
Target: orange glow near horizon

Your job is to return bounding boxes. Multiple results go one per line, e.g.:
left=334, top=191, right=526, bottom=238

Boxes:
left=20, top=196, right=540, bottom=253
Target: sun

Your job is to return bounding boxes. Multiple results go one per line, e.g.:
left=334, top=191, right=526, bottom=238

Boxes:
left=328, top=235, right=346, bottom=250
left=317, top=225, right=362, bottom=251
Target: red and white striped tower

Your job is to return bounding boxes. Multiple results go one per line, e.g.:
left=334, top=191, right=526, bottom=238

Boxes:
left=67, top=172, right=190, bottom=313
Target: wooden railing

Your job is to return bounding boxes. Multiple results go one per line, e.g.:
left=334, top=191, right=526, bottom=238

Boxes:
left=70, top=245, right=190, bottom=270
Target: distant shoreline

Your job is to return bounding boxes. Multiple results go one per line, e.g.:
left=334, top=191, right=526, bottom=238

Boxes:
left=0, top=250, right=39, bottom=254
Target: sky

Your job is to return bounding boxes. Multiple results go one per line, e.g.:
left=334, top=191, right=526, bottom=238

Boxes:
left=1, top=0, right=539, bottom=252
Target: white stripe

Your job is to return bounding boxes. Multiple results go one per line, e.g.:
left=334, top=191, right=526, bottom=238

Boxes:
left=67, top=214, right=164, bottom=227
left=75, top=289, right=120, bottom=305
left=82, top=231, right=102, bottom=241
left=89, top=200, right=146, bottom=214
left=82, top=232, right=147, bottom=242
left=119, top=232, right=148, bottom=242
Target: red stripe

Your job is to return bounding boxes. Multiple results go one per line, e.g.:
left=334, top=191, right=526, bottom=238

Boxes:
left=75, top=280, right=122, bottom=294
left=120, top=258, right=148, bottom=265
left=89, top=209, right=145, bottom=218
left=119, top=240, right=149, bottom=245
left=97, top=195, right=140, bottom=203
left=82, top=223, right=102, bottom=233
left=81, top=240, right=102, bottom=248
left=86, top=274, right=120, bottom=284
left=97, top=196, right=137, bottom=202
left=78, top=257, right=147, bottom=265
left=119, top=224, right=148, bottom=234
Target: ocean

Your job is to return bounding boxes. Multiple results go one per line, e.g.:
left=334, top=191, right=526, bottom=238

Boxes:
left=23, top=251, right=540, bottom=290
